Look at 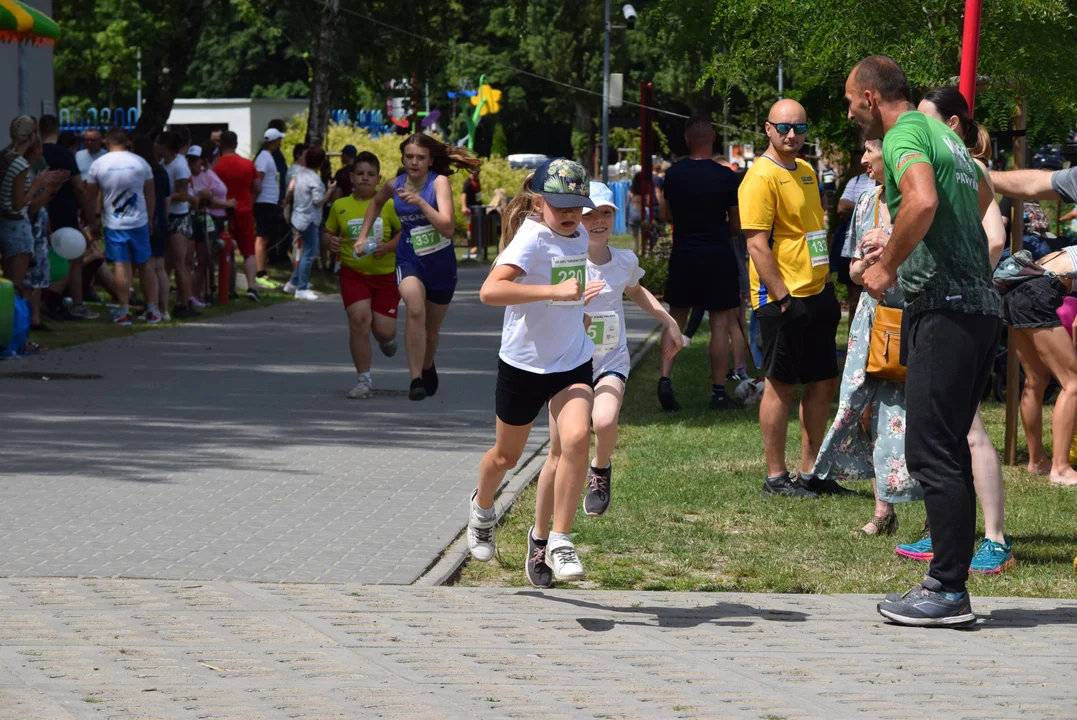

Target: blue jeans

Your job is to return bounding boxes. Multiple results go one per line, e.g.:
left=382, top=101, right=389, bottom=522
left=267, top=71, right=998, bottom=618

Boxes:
left=288, top=222, right=319, bottom=290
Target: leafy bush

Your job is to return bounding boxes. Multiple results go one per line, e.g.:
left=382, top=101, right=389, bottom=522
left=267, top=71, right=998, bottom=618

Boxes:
left=638, top=231, right=672, bottom=298
left=281, top=114, right=529, bottom=237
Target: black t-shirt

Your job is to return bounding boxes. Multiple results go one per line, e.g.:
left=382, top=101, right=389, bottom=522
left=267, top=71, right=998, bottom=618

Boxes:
left=662, top=158, right=739, bottom=252
left=152, top=165, right=171, bottom=239
left=272, top=148, right=288, bottom=199
left=334, top=165, right=354, bottom=197
left=42, top=143, right=81, bottom=230
left=463, top=176, right=482, bottom=208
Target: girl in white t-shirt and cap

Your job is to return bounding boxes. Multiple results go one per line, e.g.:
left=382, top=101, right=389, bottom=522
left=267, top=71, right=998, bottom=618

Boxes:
left=528, top=182, right=683, bottom=586
left=470, top=159, right=603, bottom=584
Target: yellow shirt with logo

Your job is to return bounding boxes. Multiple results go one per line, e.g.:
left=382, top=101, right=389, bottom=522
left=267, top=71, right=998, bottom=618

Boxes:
left=325, top=195, right=402, bottom=275
left=738, top=156, right=828, bottom=309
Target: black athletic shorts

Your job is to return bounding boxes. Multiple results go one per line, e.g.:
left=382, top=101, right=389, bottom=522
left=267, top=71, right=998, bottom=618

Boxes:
left=664, top=248, right=740, bottom=312
left=1003, top=275, right=1065, bottom=329
left=254, top=202, right=283, bottom=241
left=757, top=283, right=841, bottom=385
left=495, top=359, right=593, bottom=426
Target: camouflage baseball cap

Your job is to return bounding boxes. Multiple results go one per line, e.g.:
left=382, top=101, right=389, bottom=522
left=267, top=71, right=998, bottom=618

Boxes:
left=529, top=158, right=595, bottom=209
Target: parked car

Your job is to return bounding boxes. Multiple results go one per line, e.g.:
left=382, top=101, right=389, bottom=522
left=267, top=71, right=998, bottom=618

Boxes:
left=507, top=153, right=549, bottom=170
left=1033, top=144, right=1064, bottom=171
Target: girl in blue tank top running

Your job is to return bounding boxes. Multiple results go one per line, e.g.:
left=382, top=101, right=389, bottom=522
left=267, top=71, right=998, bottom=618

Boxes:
left=358, top=134, right=482, bottom=400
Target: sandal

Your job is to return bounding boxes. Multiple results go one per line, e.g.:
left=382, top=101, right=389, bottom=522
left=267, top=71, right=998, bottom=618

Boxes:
left=852, top=512, right=898, bottom=537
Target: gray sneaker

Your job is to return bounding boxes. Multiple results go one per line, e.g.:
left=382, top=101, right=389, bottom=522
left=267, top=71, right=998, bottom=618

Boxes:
left=583, top=463, right=612, bottom=516
left=379, top=338, right=398, bottom=358
left=877, top=576, right=976, bottom=627
left=525, top=526, right=553, bottom=588
left=68, top=303, right=99, bottom=320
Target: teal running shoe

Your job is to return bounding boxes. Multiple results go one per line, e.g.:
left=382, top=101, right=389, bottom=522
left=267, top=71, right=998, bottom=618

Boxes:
left=895, top=533, right=933, bottom=562
left=970, top=537, right=1015, bottom=575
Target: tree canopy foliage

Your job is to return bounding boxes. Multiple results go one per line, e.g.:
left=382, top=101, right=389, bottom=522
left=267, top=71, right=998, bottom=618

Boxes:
left=53, top=0, right=1077, bottom=156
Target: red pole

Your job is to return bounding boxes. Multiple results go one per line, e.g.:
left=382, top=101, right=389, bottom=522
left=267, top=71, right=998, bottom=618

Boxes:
left=958, top=0, right=983, bottom=114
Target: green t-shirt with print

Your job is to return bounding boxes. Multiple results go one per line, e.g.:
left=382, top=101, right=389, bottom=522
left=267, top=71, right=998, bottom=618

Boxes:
left=325, top=195, right=401, bottom=275
left=882, top=111, right=1001, bottom=318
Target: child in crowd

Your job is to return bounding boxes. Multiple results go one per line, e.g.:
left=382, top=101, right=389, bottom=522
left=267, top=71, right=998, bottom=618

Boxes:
left=469, top=159, right=600, bottom=584
left=527, top=182, right=683, bottom=587
left=324, top=152, right=403, bottom=399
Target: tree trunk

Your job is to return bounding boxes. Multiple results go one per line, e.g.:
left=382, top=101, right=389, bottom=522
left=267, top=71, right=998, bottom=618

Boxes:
left=134, top=0, right=214, bottom=135
left=306, top=0, right=339, bottom=146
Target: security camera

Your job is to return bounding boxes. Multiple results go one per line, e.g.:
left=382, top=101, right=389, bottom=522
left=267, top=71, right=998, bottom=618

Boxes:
left=622, top=4, right=638, bottom=29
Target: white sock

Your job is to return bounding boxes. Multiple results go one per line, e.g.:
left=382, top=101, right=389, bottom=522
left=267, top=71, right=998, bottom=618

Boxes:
left=591, top=458, right=611, bottom=469
left=146, top=303, right=158, bottom=314
left=118, top=305, right=129, bottom=317
left=549, top=531, right=571, bottom=545
left=473, top=497, right=495, bottom=519
left=358, top=371, right=371, bottom=385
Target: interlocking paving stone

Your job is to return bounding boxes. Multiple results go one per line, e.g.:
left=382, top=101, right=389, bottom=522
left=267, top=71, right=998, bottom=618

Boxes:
left=0, top=580, right=1075, bottom=719
left=0, top=268, right=655, bottom=585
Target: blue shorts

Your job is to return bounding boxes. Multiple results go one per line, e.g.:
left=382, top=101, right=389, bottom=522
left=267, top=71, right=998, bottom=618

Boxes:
left=104, top=225, right=151, bottom=265
left=396, top=261, right=457, bottom=305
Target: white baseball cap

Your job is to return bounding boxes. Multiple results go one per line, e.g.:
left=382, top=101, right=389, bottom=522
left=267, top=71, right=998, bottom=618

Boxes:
left=264, top=128, right=286, bottom=142
left=186, top=145, right=203, bottom=158
left=583, top=181, right=618, bottom=214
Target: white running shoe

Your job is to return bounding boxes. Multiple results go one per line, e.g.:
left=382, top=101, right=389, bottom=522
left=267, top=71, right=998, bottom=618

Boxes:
left=347, top=378, right=373, bottom=399
left=547, top=538, right=585, bottom=581
left=467, top=490, right=497, bottom=562
left=281, top=281, right=297, bottom=294
left=379, top=338, right=398, bottom=357
left=295, top=289, right=319, bottom=301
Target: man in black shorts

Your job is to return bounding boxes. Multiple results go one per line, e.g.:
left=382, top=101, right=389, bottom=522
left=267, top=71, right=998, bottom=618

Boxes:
left=658, top=115, right=743, bottom=411
left=739, top=99, right=844, bottom=499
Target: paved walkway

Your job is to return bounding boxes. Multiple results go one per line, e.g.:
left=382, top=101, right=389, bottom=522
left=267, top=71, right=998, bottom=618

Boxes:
left=0, top=267, right=656, bottom=584
left=0, top=580, right=1075, bottom=719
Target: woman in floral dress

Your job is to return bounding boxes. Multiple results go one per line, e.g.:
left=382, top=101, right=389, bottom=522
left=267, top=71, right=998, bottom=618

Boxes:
left=813, top=140, right=920, bottom=535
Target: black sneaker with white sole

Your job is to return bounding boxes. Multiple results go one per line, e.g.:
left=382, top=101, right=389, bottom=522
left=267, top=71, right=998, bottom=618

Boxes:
left=763, top=472, right=819, bottom=499
left=801, top=474, right=855, bottom=496
left=877, top=576, right=976, bottom=627
left=583, top=463, right=612, bottom=516
left=525, top=526, right=553, bottom=588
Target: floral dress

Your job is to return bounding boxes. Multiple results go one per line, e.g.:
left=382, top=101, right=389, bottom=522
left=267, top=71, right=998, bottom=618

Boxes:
left=813, top=187, right=921, bottom=503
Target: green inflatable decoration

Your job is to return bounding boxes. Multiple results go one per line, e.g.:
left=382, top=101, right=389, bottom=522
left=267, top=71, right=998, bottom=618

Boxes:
left=48, top=248, right=68, bottom=283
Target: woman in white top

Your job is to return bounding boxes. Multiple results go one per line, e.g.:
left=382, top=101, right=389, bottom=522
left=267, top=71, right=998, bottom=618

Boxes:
left=283, top=145, right=333, bottom=300
left=469, top=160, right=601, bottom=586
left=535, top=182, right=682, bottom=541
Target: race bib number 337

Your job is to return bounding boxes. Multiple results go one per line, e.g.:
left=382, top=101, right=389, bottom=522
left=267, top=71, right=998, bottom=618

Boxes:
left=411, top=224, right=451, bottom=256
left=550, top=254, right=586, bottom=305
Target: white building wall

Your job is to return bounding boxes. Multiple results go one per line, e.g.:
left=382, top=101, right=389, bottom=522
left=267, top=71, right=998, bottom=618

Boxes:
left=0, top=0, right=55, bottom=139
left=167, top=99, right=307, bottom=159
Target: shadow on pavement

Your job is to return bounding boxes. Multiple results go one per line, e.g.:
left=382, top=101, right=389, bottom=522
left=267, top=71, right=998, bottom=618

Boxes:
left=515, top=590, right=810, bottom=630
left=981, top=606, right=1077, bottom=627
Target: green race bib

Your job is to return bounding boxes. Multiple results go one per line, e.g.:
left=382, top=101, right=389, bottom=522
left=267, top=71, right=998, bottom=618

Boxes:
left=806, top=230, right=829, bottom=267
left=586, top=310, right=620, bottom=354
left=550, top=254, right=586, bottom=305
left=411, top=224, right=450, bottom=256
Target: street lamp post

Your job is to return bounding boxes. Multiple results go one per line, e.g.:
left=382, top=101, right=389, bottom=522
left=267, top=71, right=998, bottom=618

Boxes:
left=601, top=2, right=636, bottom=183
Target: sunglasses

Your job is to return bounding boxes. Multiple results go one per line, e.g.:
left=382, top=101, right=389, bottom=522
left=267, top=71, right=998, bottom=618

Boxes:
left=768, top=122, right=809, bottom=136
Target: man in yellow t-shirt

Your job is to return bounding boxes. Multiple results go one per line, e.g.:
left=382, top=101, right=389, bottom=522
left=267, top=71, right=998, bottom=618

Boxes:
left=324, top=151, right=403, bottom=399
left=739, top=98, right=843, bottom=499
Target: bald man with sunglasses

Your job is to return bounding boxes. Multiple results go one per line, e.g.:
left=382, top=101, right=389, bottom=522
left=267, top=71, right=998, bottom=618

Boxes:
left=739, top=98, right=845, bottom=500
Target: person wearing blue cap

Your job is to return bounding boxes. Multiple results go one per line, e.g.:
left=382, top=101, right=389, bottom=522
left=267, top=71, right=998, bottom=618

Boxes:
left=471, top=159, right=601, bottom=586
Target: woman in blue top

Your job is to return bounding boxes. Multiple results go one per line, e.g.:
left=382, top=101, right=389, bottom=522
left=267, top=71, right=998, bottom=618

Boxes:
left=359, top=134, right=482, bottom=400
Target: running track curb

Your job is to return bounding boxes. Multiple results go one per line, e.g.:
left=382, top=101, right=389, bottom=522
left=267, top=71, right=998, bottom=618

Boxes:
left=413, top=321, right=664, bottom=587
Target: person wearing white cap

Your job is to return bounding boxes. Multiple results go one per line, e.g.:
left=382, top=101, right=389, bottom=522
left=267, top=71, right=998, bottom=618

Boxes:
left=527, top=181, right=684, bottom=587
left=254, top=128, right=285, bottom=288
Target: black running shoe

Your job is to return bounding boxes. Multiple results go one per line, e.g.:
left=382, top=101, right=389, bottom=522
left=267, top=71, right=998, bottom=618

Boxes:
left=657, top=377, right=680, bottom=412
left=802, top=474, right=855, bottom=496
left=763, top=472, right=818, bottom=499
left=409, top=378, right=426, bottom=401
left=583, top=463, right=612, bottom=516
left=172, top=304, right=200, bottom=319
left=525, top=526, right=553, bottom=588
left=709, top=392, right=741, bottom=410
left=422, top=364, right=439, bottom=397
left=877, top=576, right=976, bottom=627
left=246, top=288, right=261, bottom=303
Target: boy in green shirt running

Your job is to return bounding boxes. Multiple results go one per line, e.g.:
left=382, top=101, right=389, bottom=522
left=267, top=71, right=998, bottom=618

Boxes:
left=324, top=151, right=403, bottom=399
left=845, top=55, right=1001, bottom=628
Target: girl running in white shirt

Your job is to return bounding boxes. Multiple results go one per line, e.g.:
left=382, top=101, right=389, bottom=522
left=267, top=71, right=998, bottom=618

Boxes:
left=469, top=159, right=601, bottom=584
left=528, top=182, right=683, bottom=587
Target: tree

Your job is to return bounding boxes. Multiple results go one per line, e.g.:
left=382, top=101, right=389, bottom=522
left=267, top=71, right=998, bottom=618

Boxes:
left=306, top=0, right=339, bottom=145
left=490, top=121, right=508, bottom=157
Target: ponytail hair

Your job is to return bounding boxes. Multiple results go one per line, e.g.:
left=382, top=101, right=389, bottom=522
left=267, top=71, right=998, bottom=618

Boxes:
left=500, top=173, right=538, bottom=252
left=400, top=133, right=483, bottom=176
left=921, top=87, right=991, bottom=161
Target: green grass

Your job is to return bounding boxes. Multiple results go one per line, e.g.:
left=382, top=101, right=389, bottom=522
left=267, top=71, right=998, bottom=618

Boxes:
left=26, top=263, right=338, bottom=351
left=457, top=325, right=1077, bottom=597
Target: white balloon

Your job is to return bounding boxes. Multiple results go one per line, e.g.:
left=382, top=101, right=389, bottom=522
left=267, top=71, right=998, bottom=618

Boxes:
left=49, top=227, right=87, bottom=260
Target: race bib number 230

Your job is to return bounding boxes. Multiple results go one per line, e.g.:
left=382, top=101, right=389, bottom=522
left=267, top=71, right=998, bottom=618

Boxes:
left=550, top=254, right=586, bottom=305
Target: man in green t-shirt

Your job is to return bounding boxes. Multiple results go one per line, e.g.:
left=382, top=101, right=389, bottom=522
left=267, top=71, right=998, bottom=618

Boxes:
left=324, top=151, right=403, bottom=400
left=844, top=56, right=1000, bottom=628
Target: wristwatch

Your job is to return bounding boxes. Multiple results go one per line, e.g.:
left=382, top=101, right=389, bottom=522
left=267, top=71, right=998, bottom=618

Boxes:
left=777, top=294, right=792, bottom=309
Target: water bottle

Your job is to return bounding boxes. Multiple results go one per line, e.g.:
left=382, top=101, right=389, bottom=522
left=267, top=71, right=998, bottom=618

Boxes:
left=360, top=240, right=379, bottom=257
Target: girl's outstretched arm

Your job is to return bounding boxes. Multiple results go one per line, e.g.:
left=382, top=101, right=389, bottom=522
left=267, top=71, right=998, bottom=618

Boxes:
left=624, top=283, right=684, bottom=361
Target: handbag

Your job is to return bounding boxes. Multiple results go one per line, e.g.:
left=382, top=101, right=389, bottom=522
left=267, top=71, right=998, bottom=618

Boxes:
left=865, top=193, right=906, bottom=383
left=992, top=249, right=1077, bottom=293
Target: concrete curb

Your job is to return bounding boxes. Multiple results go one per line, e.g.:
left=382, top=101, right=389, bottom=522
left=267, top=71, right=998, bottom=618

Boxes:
left=414, top=321, right=663, bottom=587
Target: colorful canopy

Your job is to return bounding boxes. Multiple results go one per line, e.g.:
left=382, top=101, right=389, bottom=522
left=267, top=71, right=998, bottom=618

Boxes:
left=0, top=0, right=60, bottom=46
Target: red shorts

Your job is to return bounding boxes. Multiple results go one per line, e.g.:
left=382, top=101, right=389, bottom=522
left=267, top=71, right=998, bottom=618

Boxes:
left=232, top=209, right=256, bottom=257
left=340, top=267, right=401, bottom=317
